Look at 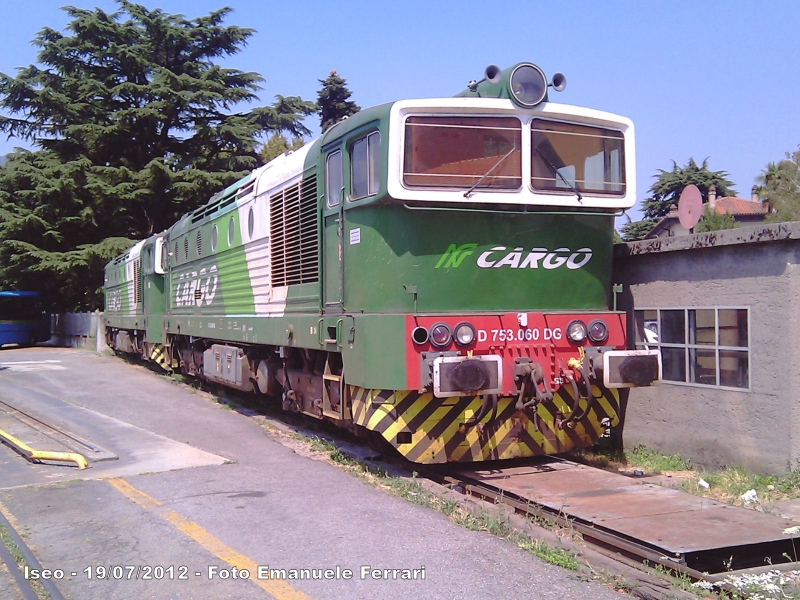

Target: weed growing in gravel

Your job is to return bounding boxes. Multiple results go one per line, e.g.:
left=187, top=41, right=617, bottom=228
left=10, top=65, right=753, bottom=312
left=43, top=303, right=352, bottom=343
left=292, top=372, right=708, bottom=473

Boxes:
left=679, top=464, right=800, bottom=508
left=573, top=444, right=690, bottom=473
left=626, top=445, right=692, bottom=472
left=693, top=569, right=800, bottom=599
left=0, top=520, right=50, bottom=599
left=577, top=444, right=800, bottom=509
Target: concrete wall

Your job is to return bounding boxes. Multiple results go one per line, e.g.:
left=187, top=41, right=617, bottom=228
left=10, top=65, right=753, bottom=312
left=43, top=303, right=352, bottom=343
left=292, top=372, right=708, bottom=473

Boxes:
left=50, top=311, right=108, bottom=352
left=613, top=222, right=800, bottom=474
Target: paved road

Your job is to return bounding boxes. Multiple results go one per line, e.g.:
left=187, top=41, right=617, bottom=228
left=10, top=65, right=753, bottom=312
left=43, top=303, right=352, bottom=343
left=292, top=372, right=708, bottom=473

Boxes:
left=0, top=347, right=629, bottom=600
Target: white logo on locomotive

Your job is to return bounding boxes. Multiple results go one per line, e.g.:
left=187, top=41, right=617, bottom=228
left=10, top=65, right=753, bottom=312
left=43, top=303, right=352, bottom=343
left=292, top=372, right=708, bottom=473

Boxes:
left=174, top=265, right=218, bottom=307
left=106, top=289, right=122, bottom=312
left=476, top=247, right=592, bottom=270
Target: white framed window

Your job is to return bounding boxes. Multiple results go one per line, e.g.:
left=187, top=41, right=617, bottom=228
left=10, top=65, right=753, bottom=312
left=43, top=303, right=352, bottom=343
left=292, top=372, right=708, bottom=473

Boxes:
left=326, top=150, right=343, bottom=207
left=351, top=131, right=380, bottom=200
left=634, top=307, right=750, bottom=390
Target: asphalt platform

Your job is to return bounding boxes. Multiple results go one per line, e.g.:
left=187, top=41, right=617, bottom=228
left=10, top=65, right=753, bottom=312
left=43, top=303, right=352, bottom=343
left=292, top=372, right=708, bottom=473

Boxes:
left=0, top=346, right=629, bottom=600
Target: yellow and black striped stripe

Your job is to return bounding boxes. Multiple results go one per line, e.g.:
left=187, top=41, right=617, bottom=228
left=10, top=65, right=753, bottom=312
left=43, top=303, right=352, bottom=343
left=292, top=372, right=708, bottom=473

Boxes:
left=348, top=384, right=620, bottom=464
left=146, top=343, right=176, bottom=370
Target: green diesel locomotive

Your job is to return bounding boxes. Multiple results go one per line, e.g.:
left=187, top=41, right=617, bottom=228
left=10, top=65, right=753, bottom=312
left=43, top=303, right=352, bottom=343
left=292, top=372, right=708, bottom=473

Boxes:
left=104, top=62, right=660, bottom=463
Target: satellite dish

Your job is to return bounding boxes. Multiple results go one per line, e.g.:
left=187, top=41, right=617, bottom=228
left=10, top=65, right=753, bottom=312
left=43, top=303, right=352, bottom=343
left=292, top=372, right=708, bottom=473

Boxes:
left=677, top=184, right=703, bottom=230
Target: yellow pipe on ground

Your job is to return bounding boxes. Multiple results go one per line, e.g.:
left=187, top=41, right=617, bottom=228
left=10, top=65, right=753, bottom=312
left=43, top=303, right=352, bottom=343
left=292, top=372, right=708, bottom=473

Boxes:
left=0, top=428, right=89, bottom=469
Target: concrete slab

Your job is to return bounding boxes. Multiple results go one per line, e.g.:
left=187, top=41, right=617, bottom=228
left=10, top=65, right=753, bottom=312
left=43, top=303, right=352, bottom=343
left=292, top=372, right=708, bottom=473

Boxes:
left=0, top=376, right=227, bottom=489
left=0, top=402, right=118, bottom=463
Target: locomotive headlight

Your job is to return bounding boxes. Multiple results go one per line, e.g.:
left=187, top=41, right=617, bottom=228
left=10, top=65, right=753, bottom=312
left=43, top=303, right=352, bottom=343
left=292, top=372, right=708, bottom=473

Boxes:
left=453, top=322, right=476, bottom=347
left=411, top=326, right=429, bottom=345
left=429, top=323, right=452, bottom=348
left=509, top=64, right=548, bottom=107
left=566, top=320, right=587, bottom=343
left=587, top=319, right=609, bottom=343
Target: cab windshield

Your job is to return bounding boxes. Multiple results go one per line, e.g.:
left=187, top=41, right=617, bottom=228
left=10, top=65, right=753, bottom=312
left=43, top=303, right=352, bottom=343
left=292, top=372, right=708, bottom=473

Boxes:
left=531, top=120, right=625, bottom=195
left=403, top=116, right=521, bottom=190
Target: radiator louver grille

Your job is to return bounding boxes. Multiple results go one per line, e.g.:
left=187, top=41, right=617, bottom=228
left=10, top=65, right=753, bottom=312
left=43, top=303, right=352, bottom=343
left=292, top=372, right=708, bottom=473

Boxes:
left=270, top=175, right=319, bottom=286
left=133, top=258, right=142, bottom=304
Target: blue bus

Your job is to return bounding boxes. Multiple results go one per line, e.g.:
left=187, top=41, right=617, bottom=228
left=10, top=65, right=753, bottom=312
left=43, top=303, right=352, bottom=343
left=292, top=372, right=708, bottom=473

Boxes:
left=0, top=291, right=49, bottom=348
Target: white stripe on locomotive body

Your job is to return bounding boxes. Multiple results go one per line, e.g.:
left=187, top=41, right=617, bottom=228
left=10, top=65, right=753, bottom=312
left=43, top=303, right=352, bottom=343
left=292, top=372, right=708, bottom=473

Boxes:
left=385, top=98, right=637, bottom=209
left=123, top=240, right=145, bottom=313
left=236, top=144, right=314, bottom=317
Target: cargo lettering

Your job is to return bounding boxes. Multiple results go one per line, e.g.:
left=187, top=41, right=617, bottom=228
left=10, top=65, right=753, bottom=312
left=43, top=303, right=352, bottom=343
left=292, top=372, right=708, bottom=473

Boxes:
left=106, top=289, right=122, bottom=312
left=476, top=247, right=592, bottom=270
left=174, top=265, right=218, bottom=307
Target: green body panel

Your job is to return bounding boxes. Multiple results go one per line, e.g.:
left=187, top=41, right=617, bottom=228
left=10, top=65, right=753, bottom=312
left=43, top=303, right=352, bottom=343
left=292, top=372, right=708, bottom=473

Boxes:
left=168, top=209, right=255, bottom=321
left=342, top=314, right=407, bottom=390
left=143, top=273, right=165, bottom=342
left=315, top=105, right=392, bottom=314
left=340, top=205, right=613, bottom=313
left=103, top=244, right=142, bottom=330
left=164, top=310, right=408, bottom=390
left=140, top=237, right=166, bottom=343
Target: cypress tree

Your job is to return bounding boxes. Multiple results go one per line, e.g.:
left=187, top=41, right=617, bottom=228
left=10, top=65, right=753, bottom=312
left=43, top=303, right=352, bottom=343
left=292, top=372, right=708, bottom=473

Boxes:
left=317, top=70, right=360, bottom=132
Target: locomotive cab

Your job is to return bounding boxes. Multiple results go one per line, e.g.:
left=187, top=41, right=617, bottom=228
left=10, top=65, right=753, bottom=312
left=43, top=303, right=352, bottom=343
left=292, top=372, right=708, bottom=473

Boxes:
left=313, top=62, right=660, bottom=461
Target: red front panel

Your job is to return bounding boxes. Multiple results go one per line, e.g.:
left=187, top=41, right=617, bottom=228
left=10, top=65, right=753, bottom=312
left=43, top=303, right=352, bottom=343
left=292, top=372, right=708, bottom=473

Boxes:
left=405, top=312, right=627, bottom=394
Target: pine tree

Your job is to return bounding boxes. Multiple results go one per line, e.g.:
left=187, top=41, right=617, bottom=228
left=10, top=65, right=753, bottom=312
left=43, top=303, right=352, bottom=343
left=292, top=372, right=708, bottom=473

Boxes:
left=317, top=70, right=360, bottom=132
left=260, top=133, right=305, bottom=163
left=0, top=2, right=317, bottom=310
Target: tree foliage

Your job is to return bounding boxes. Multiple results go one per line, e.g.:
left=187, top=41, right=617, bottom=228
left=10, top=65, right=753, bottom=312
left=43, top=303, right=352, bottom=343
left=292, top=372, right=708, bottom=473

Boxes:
left=259, top=133, right=305, bottom=163
left=619, top=218, right=659, bottom=242
left=0, top=1, right=316, bottom=310
left=317, top=70, right=359, bottom=132
left=760, top=147, right=800, bottom=223
left=694, top=206, right=736, bottom=233
left=621, top=158, right=736, bottom=241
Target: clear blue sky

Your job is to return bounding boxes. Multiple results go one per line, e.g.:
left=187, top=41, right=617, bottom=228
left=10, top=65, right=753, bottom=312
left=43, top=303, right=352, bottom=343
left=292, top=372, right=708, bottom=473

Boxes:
left=0, top=0, right=797, bottom=226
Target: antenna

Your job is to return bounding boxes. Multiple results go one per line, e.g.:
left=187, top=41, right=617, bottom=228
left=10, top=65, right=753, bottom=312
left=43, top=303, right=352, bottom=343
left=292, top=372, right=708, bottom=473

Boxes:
left=677, top=184, right=703, bottom=230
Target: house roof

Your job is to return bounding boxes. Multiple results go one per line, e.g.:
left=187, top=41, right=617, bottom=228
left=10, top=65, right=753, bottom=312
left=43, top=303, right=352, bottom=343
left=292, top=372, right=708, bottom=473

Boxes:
left=713, top=197, right=770, bottom=216
left=643, top=198, right=770, bottom=240
left=644, top=210, right=679, bottom=239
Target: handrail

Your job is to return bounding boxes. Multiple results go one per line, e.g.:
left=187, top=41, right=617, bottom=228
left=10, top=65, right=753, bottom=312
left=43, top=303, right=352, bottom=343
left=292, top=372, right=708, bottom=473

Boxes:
left=0, top=428, right=88, bottom=469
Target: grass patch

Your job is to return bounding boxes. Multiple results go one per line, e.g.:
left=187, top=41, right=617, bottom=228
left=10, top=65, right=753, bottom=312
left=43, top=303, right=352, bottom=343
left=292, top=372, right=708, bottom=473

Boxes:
left=577, top=444, right=800, bottom=510
left=625, top=445, right=692, bottom=472
left=0, top=520, right=50, bottom=599
left=574, top=444, right=690, bottom=474
left=680, top=464, right=800, bottom=508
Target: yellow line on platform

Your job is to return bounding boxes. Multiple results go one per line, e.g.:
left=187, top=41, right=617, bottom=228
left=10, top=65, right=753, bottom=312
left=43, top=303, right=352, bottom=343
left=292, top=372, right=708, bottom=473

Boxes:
left=107, top=478, right=312, bottom=600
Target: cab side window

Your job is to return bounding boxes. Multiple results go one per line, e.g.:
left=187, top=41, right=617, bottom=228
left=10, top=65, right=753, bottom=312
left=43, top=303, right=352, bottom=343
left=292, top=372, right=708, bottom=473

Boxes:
left=326, top=151, right=343, bottom=207
left=351, top=132, right=380, bottom=200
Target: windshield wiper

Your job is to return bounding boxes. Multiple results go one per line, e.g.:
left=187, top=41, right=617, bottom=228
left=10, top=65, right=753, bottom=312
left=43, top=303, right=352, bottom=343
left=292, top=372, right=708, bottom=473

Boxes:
left=535, top=147, right=583, bottom=203
left=463, top=145, right=517, bottom=199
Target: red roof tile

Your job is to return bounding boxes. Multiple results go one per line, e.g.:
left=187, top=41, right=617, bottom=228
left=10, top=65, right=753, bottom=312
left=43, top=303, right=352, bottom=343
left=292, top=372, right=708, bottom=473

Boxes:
left=714, top=197, right=769, bottom=216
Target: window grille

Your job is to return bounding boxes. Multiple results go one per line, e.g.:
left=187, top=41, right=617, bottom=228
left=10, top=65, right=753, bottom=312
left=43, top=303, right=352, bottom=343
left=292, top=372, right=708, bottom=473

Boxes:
left=270, top=175, right=319, bottom=286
